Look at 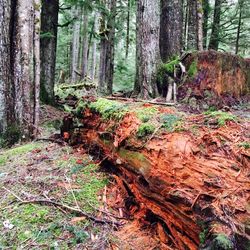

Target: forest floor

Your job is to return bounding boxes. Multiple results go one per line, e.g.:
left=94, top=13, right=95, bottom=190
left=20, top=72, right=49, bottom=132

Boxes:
left=0, top=105, right=162, bottom=250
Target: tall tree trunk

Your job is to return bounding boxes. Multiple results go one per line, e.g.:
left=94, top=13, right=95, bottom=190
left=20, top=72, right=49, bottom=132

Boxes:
left=33, top=0, right=41, bottom=137
left=14, top=0, right=33, bottom=133
left=81, top=7, right=89, bottom=79
left=235, top=0, right=243, bottom=54
left=0, top=0, right=41, bottom=139
left=160, top=0, right=183, bottom=62
left=187, top=0, right=198, bottom=50
left=208, top=0, right=222, bottom=50
left=135, top=0, right=161, bottom=99
left=40, top=0, right=59, bottom=104
left=197, top=0, right=203, bottom=51
left=202, top=0, right=210, bottom=49
left=0, top=0, right=11, bottom=133
left=98, top=5, right=108, bottom=92
left=125, top=0, right=131, bottom=58
left=71, top=6, right=81, bottom=83
left=106, top=0, right=117, bottom=95
left=90, top=13, right=99, bottom=80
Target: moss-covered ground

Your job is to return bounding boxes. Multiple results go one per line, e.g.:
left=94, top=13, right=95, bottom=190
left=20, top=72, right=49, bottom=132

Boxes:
left=0, top=128, right=111, bottom=249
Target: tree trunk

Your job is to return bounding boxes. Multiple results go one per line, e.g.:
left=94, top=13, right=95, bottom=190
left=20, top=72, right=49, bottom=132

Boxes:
left=235, top=0, right=243, bottom=55
left=40, top=0, right=59, bottom=104
left=135, top=0, right=161, bottom=99
left=125, top=0, right=131, bottom=59
left=98, top=5, right=108, bottom=92
left=160, top=0, right=183, bottom=62
left=197, top=0, right=203, bottom=51
left=71, top=6, right=81, bottom=83
left=81, top=7, right=89, bottom=79
left=14, top=0, right=34, bottom=134
left=0, top=0, right=11, bottom=133
left=187, top=0, right=198, bottom=50
left=106, top=0, right=117, bottom=95
left=0, top=0, right=41, bottom=140
left=90, top=13, right=99, bottom=80
left=33, top=0, right=41, bottom=137
left=202, top=0, right=210, bottom=49
left=208, top=0, right=222, bottom=50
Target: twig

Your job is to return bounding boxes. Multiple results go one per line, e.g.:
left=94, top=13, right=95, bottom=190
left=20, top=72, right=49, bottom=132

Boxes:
left=87, top=201, right=127, bottom=220
left=140, top=124, right=163, bottom=149
left=2, top=186, right=24, bottom=202
left=18, top=199, right=121, bottom=226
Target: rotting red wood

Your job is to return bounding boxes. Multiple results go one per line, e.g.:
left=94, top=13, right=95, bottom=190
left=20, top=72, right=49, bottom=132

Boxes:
left=67, top=105, right=250, bottom=250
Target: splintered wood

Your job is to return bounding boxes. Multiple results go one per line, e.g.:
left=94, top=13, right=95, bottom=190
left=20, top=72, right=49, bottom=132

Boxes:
left=68, top=101, right=250, bottom=250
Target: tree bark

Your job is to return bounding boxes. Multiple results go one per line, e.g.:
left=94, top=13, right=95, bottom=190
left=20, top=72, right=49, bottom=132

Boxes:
left=235, top=0, right=243, bottom=54
left=98, top=4, right=108, bottom=92
left=33, top=0, right=41, bottom=137
left=0, top=0, right=11, bottom=133
left=208, top=0, right=222, bottom=50
left=197, top=0, right=203, bottom=51
left=81, top=7, right=89, bottom=79
left=187, top=0, right=198, bottom=50
left=106, top=0, right=117, bottom=95
left=71, top=6, right=81, bottom=83
left=90, top=13, right=99, bottom=80
left=125, top=0, right=131, bottom=59
left=160, top=0, right=183, bottom=62
left=135, top=0, right=161, bottom=99
left=0, top=0, right=41, bottom=139
left=202, top=0, right=210, bottom=49
left=40, top=0, right=59, bottom=104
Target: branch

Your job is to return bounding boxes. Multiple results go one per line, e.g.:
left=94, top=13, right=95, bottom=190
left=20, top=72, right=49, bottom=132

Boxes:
left=19, top=199, right=122, bottom=226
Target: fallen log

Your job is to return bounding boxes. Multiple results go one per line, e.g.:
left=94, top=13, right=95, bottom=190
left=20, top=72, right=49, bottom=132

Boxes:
left=66, top=98, right=250, bottom=250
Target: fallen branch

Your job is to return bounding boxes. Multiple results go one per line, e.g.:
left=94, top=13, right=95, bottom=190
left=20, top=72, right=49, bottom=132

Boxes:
left=35, top=137, right=66, bottom=145
left=106, top=96, right=176, bottom=106
left=19, top=199, right=122, bottom=226
left=60, top=82, right=96, bottom=90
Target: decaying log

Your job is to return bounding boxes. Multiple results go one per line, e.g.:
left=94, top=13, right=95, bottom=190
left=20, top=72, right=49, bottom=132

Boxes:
left=66, top=99, right=250, bottom=250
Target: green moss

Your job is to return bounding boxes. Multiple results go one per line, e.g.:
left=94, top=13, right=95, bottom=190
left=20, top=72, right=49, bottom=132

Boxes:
left=157, top=58, right=180, bottom=85
left=137, top=123, right=155, bottom=138
left=211, top=234, right=233, bottom=250
left=238, top=141, right=250, bottom=149
left=118, top=148, right=152, bottom=175
left=75, top=100, right=87, bottom=117
left=135, top=107, right=158, bottom=122
left=161, top=114, right=182, bottom=132
left=188, top=60, right=198, bottom=77
left=204, top=111, right=237, bottom=126
left=89, top=98, right=128, bottom=120
left=65, top=163, right=108, bottom=213
left=0, top=124, right=21, bottom=147
left=0, top=143, right=41, bottom=166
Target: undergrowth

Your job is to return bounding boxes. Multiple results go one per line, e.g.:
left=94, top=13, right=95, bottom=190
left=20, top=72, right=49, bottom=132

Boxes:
left=135, top=107, right=158, bottom=122
left=204, top=111, right=237, bottom=126
left=0, top=142, right=41, bottom=166
left=137, top=123, right=155, bottom=138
